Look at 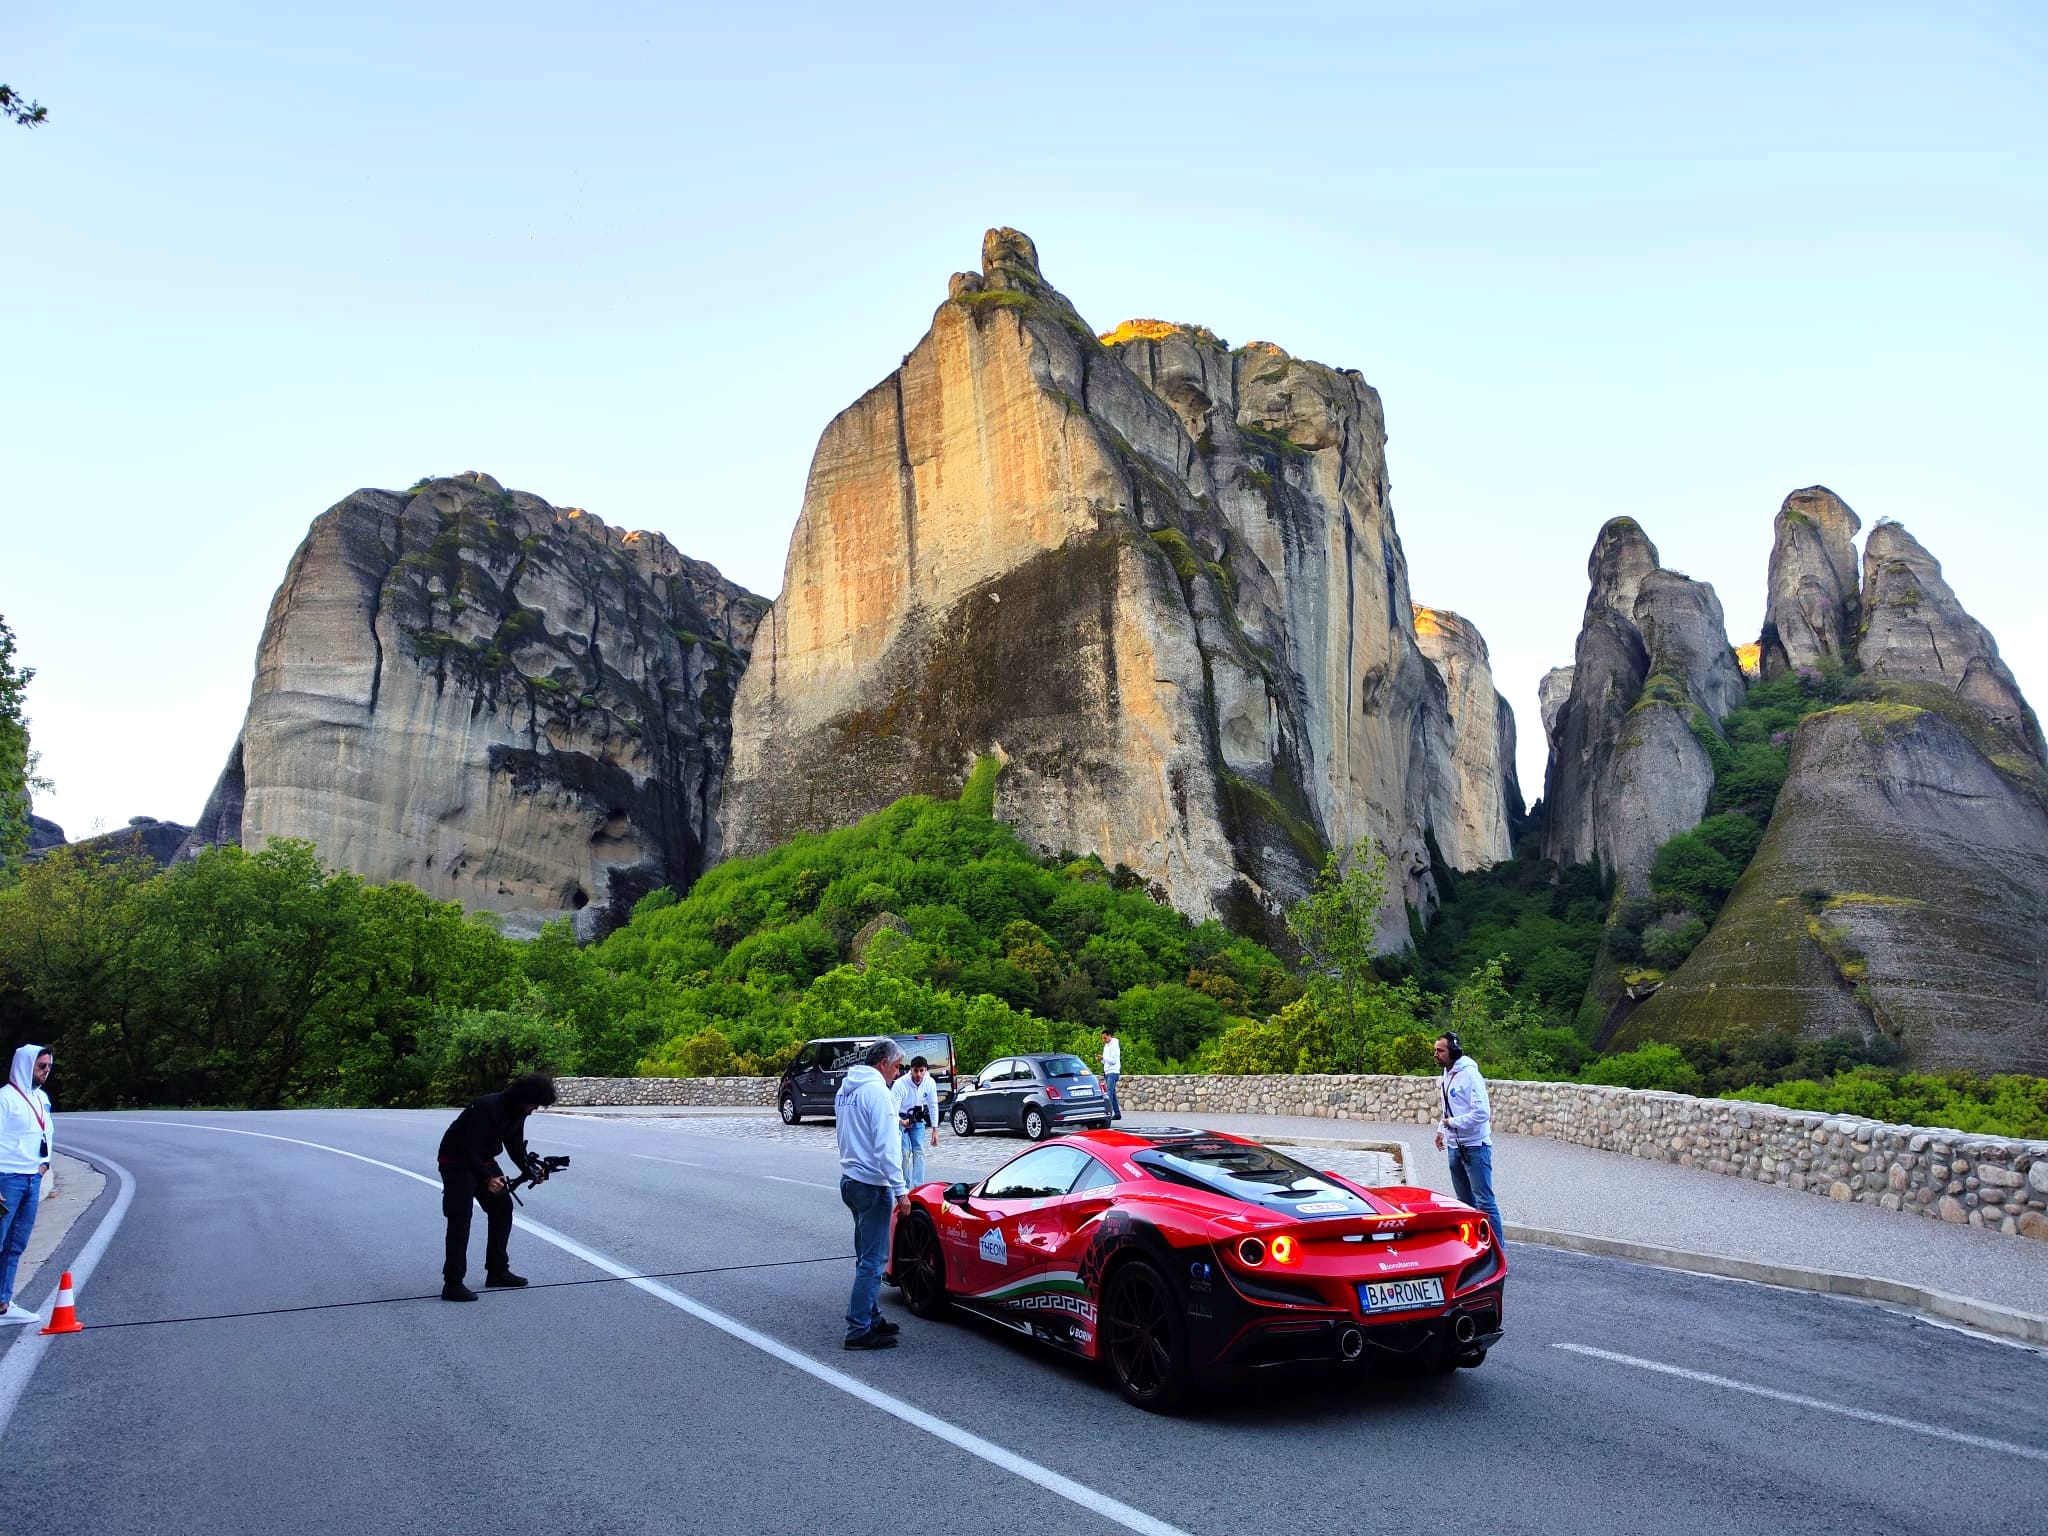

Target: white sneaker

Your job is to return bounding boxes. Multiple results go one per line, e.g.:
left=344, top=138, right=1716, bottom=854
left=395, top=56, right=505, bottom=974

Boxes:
left=0, top=1304, right=40, bottom=1326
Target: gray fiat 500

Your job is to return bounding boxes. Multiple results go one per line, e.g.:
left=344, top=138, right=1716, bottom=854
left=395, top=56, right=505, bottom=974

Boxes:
left=948, top=1053, right=1110, bottom=1141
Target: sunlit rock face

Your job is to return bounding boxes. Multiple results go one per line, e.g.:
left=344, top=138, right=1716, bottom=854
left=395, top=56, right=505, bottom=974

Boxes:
left=1542, top=519, right=1743, bottom=897
left=194, top=474, right=764, bottom=933
left=722, top=230, right=1517, bottom=943
left=1758, top=486, right=1861, bottom=681
left=1538, top=666, right=1575, bottom=752
left=1413, top=606, right=1515, bottom=870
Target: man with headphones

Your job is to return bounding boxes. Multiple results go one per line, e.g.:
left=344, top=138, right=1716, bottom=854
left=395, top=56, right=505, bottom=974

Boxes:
left=1434, top=1031, right=1506, bottom=1243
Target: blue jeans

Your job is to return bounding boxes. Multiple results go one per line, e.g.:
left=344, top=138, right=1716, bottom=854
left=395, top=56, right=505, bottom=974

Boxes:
left=0, top=1171, right=44, bottom=1309
left=901, top=1130, right=929, bottom=1188
left=1446, top=1142, right=1505, bottom=1242
left=840, top=1177, right=893, bottom=1340
left=1104, top=1073, right=1121, bottom=1119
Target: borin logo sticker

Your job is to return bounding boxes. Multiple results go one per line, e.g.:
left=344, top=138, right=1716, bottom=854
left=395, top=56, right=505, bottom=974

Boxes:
left=979, top=1226, right=1009, bottom=1266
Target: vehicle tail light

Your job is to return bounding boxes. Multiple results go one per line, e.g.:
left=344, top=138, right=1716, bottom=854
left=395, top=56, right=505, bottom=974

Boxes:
left=1458, top=1220, right=1474, bottom=1246
left=1237, top=1237, right=1266, bottom=1266
left=1046, top=1085, right=1062, bottom=1099
left=1269, top=1235, right=1299, bottom=1266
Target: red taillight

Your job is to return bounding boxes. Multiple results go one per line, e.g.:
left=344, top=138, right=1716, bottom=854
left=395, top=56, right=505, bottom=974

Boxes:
left=1045, top=1085, right=1062, bottom=1099
left=1269, top=1235, right=1299, bottom=1266
left=1458, top=1219, right=1492, bottom=1248
left=1458, top=1220, right=1474, bottom=1246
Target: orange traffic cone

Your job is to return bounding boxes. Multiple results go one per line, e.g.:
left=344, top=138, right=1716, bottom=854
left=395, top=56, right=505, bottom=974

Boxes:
left=38, top=1272, right=82, bottom=1335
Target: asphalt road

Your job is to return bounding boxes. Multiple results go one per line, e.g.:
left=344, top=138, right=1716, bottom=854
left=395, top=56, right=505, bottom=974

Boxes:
left=4, top=1110, right=2043, bottom=1536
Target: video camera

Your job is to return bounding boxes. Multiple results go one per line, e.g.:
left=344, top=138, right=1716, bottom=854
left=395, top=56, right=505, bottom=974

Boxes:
left=900, top=1103, right=931, bottom=1130
left=505, top=1153, right=571, bottom=1205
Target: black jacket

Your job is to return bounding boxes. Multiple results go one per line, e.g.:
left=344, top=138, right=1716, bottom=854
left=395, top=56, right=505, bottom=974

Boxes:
left=438, top=1091, right=533, bottom=1184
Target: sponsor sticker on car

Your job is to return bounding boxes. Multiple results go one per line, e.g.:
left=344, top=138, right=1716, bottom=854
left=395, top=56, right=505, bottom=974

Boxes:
left=1359, top=1276, right=1444, bottom=1311
left=979, top=1227, right=1010, bottom=1267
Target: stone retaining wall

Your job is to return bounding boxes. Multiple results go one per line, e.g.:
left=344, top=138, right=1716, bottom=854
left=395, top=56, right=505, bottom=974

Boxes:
left=551, top=1072, right=2048, bottom=1241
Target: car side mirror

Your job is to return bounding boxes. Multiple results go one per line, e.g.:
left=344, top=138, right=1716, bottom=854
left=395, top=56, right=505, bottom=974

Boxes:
left=944, top=1182, right=972, bottom=1206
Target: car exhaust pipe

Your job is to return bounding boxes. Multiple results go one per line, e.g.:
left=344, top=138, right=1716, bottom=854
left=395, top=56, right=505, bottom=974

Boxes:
left=1338, top=1327, right=1365, bottom=1361
left=1452, top=1313, right=1478, bottom=1345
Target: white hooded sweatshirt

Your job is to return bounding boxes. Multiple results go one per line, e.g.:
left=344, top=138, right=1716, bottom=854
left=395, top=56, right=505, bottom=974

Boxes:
left=0, top=1044, right=53, bottom=1176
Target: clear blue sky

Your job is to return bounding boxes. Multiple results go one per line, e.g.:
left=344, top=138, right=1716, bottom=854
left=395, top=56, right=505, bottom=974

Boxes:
left=7, top=2, right=2043, bottom=838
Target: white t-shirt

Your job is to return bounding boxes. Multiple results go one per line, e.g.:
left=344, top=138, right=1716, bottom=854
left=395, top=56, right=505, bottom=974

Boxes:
left=1101, top=1037, right=1122, bottom=1074
left=892, top=1070, right=939, bottom=1132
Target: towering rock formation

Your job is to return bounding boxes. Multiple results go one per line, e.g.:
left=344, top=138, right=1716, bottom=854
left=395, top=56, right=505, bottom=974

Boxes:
left=1413, top=606, right=1514, bottom=869
left=193, top=473, right=765, bottom=932
left=1857, top=522, right=2046, bottom=762
left=721, top=230, right=1513, bottom=941
left=1541, top=520, right=1742, bottom=896
left=1538, top=667, right=1574, bottom=752
left=1758, top=486, right=1860, bottom=680
left=1620, top=508, right=2048, bottom=1071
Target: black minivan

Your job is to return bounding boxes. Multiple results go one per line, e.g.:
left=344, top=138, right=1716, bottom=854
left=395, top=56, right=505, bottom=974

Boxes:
left=947, top=1053, right=1111, bottom=1142
left=778, top=1033, right=956, bottom=1124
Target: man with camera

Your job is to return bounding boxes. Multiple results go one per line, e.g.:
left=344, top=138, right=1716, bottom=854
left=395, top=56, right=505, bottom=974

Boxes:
left=436, top=1072, right=557, bottom=1302
left=892, top=1054, right=940, bottom=1187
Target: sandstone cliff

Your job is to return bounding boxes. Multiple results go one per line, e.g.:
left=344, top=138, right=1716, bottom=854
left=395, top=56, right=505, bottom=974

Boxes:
left=721, top=230, right=1513, bottom=941
left=1413, top=606, right=1515, bottom=869
left=1617, top=703, right=2048, bottom=1073
left=1538, top=666, right=1574, bottom=752
left=1758, top=487, right=1861, bottom=680
left=193, top=474, right=765, bottom=932
left=1541, top=520, right=1742, bottom=897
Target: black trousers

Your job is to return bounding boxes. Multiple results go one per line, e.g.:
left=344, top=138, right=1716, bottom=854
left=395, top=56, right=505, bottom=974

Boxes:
left=440, top=1163, right=513, bottom=1283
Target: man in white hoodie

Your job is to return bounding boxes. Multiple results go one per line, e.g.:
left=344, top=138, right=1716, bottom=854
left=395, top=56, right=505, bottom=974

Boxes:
left=835, top=1038, right=910, bottom=1350
left=0, top=1043, right=55, bottom=1322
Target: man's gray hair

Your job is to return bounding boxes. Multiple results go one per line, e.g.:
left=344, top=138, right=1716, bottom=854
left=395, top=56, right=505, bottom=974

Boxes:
left=862, top=1038, right=904, bottom=1068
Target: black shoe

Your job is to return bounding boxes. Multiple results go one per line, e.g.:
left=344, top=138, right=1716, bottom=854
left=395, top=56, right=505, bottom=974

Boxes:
left=485, top=1271, right=528, bottom=1289
left=870, top=1318, right=901, bottom=1336
left=442, top=1282, right=478, bottom=1302
left=843, top=1329, right=899, bottom=1351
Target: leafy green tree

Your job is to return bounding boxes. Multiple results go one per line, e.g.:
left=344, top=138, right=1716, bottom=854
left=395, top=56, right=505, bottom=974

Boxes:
left=1285, top=837, right=1390, bottom=1040
left=1648, top=832, right=1740, bottom=917
left=0, top=615, right=53, bottom=858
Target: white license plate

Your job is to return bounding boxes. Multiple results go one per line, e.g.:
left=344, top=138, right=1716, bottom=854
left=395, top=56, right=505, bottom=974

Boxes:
left=1359, top=1277, right=1444, bottom=1312
left=1072, top=1086, right=1096, bottom=1096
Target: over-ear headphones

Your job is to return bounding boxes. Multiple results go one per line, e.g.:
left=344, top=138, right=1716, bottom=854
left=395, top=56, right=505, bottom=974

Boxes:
left=1439, top=1031, right=1463, bottom=1062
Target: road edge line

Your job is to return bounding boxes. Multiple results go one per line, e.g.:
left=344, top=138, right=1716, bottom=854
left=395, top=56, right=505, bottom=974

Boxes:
left=1513, top=1225, right=2048, bottom=1347
left=0, top=1145, right=138, bottom=1441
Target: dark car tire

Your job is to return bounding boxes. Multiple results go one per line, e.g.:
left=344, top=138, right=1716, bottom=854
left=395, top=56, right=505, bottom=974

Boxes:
left=1023, top=1106, right=1050, bottom=1141
left=951, top=1106, right=974, bottom=1137
left=779, top=1093, right=801, bottom=1125
left=893, top=1211, right=949, bottom=1319
left=1099, top=1258, right=1189, bottom=1412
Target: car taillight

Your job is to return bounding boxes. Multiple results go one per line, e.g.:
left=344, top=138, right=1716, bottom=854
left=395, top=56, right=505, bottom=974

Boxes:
left=1237, top=1237, right=1266, bottom=1266
left=1045, top=1085, right=1062, bottom=1099
left=1457, top=1219, right=1493, bottom=1248
left=1269, top=1235, right=1299, bottom=1266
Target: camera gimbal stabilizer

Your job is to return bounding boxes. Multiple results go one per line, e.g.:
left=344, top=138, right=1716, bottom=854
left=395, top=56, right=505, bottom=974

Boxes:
left=504, top=1154, right=571, bottom=1205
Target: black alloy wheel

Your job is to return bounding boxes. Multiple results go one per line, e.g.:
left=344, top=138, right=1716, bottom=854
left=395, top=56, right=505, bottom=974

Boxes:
left=951, top=1105, right=974, bottom=1137
left=779, top=1093, right=801, bottom=1125
left=1099, top=1259, right=1188, bottom=1411
left=893, top=1212, right=949, bottom=1319
left=1023, top=1106, right=1049, bottom=1141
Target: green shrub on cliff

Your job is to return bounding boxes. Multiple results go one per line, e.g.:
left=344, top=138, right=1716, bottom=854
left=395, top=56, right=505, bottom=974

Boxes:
left=1728, top=1068, right=2048, bottom=1140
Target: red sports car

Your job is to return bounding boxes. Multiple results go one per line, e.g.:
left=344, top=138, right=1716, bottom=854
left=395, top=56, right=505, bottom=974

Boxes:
left=889, top=1126, right=1505, bottom=1410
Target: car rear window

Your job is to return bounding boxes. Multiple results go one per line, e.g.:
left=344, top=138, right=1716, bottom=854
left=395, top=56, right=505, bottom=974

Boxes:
left=1136, top=1141, right=1361, bottom=1209
left=1042, top=1055, right=1090, bottom=1077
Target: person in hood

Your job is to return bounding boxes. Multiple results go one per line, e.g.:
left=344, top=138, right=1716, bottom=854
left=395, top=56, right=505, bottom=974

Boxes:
left=1434, top=1032, right=1505, bottom=1244
left=436, top=1072, right=556, bottom=1302
left=0, top=1044, right=55, bottom=1321
left=835, top=1039, right=910, bottom=1350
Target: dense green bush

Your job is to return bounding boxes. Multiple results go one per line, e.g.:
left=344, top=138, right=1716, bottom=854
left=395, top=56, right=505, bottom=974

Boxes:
left=1578, top=1042, right=1704, bottom=1094
left=1728, top=1067, right=2048, bottom=1140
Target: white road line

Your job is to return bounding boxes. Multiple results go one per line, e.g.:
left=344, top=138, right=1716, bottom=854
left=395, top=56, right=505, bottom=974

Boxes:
left=0, top=1147, right=137, bottom=1442
left=628, top=1154, right=709, bottom=1170
left=1554, top=1343, right=2048, bottom=1465
left=763, top=1175, right=837, bottom=1191
left=87, top=1121, right=1195, bottom=1536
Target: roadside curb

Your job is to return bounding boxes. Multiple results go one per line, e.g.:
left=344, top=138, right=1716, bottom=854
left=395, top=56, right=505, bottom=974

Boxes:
left=1512, top=1225, right=2048, bottom=1348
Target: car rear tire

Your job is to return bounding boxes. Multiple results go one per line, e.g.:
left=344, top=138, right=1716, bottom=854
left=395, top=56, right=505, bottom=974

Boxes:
left=951, top=1106, right=974, bottom=1137
left=1023, top=1106, right=1049, bottom=1141
left=893, top=1211, right=949, bottom=1319
left=779, top=1093, right=801, bottom=1125
left=1099, top=1258, right=1189, bottom=1412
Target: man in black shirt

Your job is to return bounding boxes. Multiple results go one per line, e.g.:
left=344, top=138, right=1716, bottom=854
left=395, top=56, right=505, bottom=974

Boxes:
left=436, top=1073, right=557, bottom=1301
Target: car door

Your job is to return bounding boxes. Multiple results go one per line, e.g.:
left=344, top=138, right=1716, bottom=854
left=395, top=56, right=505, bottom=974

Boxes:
left=998, top=1059, right=1033, bottom=1130
left=945, top=1144, right=1093, bottom=1302
left=794, top=1043, right=834, bottom=1112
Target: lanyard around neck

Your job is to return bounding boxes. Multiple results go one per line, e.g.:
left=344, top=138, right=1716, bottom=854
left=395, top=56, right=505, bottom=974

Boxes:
left=9, top=1083, right=44, bottom=1130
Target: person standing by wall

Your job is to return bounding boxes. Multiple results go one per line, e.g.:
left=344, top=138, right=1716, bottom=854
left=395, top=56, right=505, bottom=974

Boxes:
left=1433, top=1031, right=1505, bottom=1242
left=892, top=1055, right=939, bottom=1187
left=836, top=1038, right=910, bottom=1350
left=0, top=1044, right=54, bottom=1322
left=1099, top=1029, right=1123, bottom=1122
